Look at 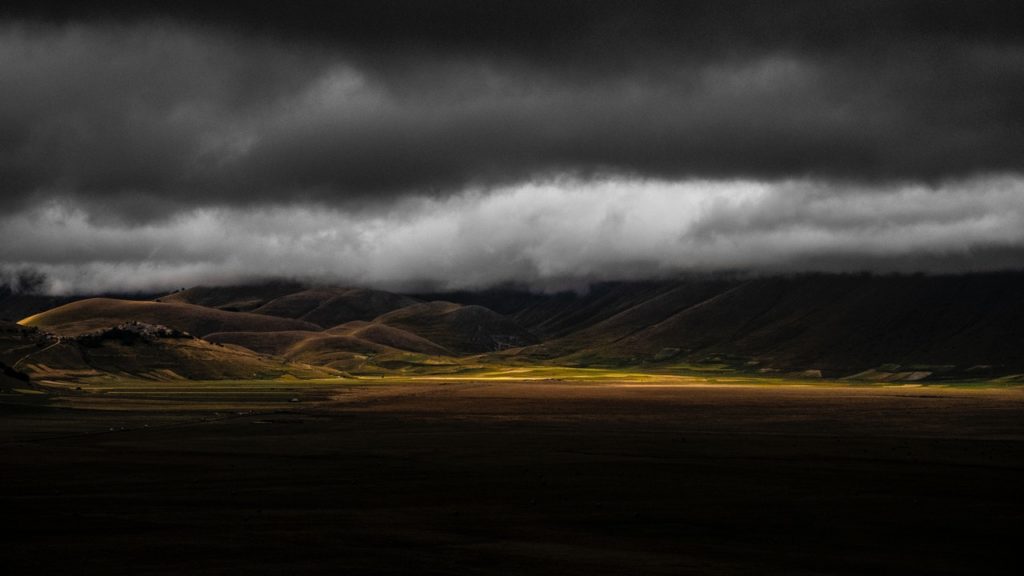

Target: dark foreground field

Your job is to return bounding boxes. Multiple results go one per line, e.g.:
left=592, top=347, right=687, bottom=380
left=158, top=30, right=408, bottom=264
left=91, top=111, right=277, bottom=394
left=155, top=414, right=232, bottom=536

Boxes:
left=2, top=381, right=1023, bottom=575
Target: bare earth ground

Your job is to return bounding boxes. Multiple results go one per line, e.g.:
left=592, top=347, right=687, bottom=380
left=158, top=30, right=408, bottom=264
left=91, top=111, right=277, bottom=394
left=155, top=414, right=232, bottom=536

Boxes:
left=2, top=380, right=1022, bottom=575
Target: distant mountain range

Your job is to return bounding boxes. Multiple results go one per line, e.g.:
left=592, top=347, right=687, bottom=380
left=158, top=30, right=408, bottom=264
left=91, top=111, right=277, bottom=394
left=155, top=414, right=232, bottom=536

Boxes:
left=3, top=273, right=1024, bottom=383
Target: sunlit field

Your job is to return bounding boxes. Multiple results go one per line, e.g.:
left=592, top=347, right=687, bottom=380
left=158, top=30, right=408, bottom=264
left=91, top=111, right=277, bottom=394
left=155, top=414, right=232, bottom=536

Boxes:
left=12, top=366, right=1021, bottom=412
left=3, top=368, right=1022, bottom=575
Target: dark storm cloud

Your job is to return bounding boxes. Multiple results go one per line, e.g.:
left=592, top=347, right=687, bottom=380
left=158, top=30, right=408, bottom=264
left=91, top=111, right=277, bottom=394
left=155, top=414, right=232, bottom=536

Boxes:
left=2, top=2, right=1024, bottom=291
left=7, top=1, right=1024, bottom=62
left=1, top=1, right=1024, bottom=216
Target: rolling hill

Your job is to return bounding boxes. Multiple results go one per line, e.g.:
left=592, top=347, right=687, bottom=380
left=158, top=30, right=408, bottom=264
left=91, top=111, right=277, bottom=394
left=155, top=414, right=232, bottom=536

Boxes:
left=372, top=301, right=538, bottom=354
left=19, top=298, right=320, bottom=337
left=26, top=333, right=336, bottom=383
left=159, top=284, right=419, bottom=327
left=3, top=318, right=337, bottom=382
left=8, top=273, right=1024, bottom=381
left=156, top=281, right=304, bottom=312
left=0, top=320, right=51, bottom=368
left=205, top=327, right=454, bottom=372
left=249, top=287, right=418, bottom=327
left=471, top=274, right=1024, bottom=378
left=329, top=321, right=451, bottom=356
left=199, top=299, right=539, bottom=371
left=155, top=284, right=540, bottom=358
left=419, top=281, right=699, bottom=339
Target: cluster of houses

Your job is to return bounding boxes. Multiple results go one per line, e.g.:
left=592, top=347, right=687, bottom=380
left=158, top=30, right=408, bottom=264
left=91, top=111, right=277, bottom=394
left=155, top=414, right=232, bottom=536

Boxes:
left=75, top=321, right=192, bottom=346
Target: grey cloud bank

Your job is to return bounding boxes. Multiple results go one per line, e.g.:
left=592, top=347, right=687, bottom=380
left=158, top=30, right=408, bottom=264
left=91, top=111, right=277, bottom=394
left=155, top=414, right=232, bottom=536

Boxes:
left=2, top=2, right=1024, bottom=290
left=3, top=177, right=1024, bottom=294
left=2, top=17, right=1024, bottom=213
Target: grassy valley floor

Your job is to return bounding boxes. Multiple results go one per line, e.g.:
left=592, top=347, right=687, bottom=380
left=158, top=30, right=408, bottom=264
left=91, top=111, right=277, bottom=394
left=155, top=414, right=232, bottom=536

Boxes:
left=2, top=376, right=1022, bottom=575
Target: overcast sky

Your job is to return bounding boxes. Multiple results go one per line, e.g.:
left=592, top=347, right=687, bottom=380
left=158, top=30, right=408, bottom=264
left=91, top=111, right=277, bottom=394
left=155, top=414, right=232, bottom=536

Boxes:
left=2, top=1, right=1024, bottom=294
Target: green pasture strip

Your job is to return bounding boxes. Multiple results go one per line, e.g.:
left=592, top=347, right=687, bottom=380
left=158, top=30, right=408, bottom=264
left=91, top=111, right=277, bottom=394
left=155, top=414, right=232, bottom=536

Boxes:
left=34, top=367, right=1024, bottom=394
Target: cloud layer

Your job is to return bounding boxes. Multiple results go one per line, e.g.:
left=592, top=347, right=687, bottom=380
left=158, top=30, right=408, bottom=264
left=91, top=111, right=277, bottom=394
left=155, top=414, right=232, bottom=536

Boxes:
left=2, top=12, right=1024, bottom=214
left=2, top=3, right=1024, bottom=290
left=4, top=176, right=1024, bottom=294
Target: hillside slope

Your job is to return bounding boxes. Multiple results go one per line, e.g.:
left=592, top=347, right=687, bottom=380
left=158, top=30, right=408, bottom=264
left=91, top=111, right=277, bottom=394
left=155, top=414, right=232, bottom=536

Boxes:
left=13, top=274, right=1024, bottom=380
left=328, top=322, right=452, bottom=356
left=19, top=298, right=321, bottom=337
left=491, top=274, right=1024, bottom=377
left=251, top=287, right=418, bottom=327
left=206, top=298, right=538, bottom=360
left=418, top=281, right=697, bottom=339
left=373, top=301, right=538, bottom=355
left=206, top=326, right=455, bottom=372
left=17, top=332, right=337, bottom=382
left=159, top=284, right=419, bottom=327
left=156, top=282, right=305, bottom=311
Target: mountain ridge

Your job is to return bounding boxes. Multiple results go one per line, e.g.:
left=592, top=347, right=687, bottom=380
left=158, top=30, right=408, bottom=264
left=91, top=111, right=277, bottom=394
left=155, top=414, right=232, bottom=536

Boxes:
left=8, top=273, right=1024, bottom=381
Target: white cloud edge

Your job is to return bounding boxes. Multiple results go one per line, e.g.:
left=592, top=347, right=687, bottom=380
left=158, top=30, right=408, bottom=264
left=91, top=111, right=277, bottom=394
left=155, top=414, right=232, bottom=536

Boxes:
left=2, top=175, right=1023, bottom=295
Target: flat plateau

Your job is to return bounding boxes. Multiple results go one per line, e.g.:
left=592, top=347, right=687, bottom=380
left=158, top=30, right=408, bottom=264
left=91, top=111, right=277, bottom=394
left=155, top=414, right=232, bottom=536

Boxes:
left=3, top=380, right=1022, bottom=575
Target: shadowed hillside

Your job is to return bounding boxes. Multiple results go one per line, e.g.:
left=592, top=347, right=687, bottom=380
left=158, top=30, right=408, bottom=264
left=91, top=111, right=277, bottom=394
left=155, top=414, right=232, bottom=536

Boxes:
left=207, top=320, right=465, bottom=372
left=160, top=284, right=418, bottom=327
left=590, top=275, right=1024, bottom=377
left=250, top=287, right=418, bottom=327
left=0, top=362, right=30, bottom=389
left=0, top=321, right=37, bottom=389
left=415, top=281, right=698, bottom=339
left=9, top=274, right=1024, bottom=381
left=469, top=274, right=1024, bottom=378
left=156, top=282, right=305, bottom=312
left=202, top=330, right=326, bottom=356
left=373, top=301, right=538, bottom=354
left=199, top=297, right=539, bottom=365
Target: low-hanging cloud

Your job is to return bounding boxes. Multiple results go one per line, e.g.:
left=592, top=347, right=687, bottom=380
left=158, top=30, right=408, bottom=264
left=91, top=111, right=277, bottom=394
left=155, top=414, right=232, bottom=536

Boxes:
left=3, top=176, right=1023, bottom=295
